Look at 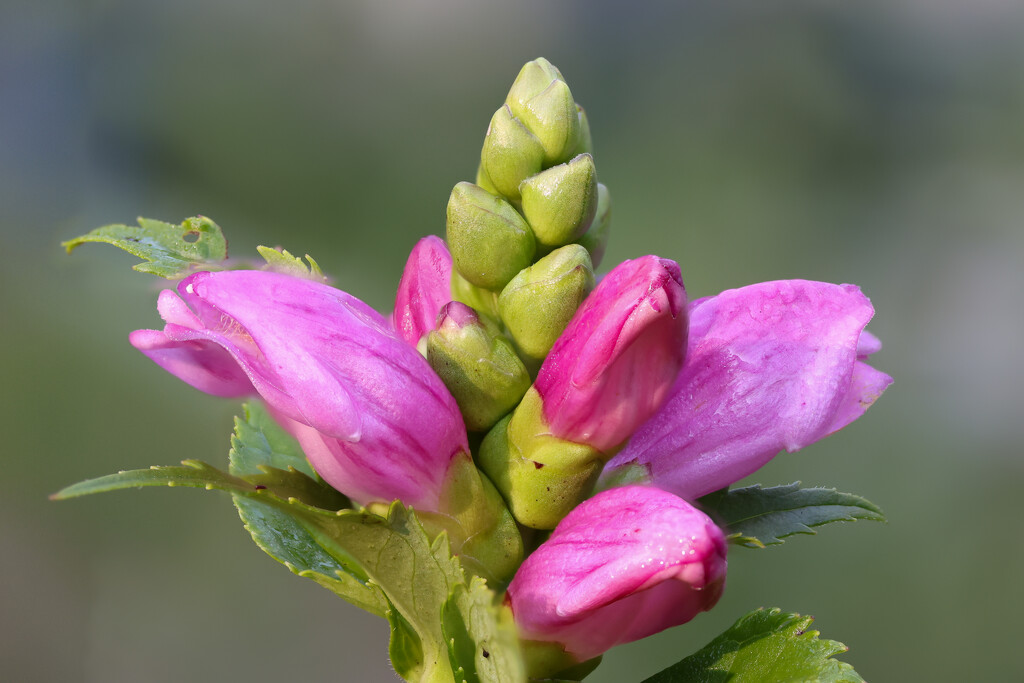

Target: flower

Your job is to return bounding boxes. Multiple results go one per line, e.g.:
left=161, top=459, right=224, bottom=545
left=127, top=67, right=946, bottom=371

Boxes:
left=507, top=485, right=727, bottom=663
left=129, top=270, right=468, bottom=509
left=606, top=279, right=893, bottom=500
left=534, top=254, right=688, bottom=452
left=393, top=235, right=453, bottom=348
left=478, top=255, right=688, bottom=529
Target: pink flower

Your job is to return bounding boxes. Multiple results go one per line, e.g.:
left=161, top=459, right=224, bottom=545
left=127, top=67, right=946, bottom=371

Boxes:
left=533, top=255, right=688, bottom=452
left=393, top=236, right=453, bottom=348
left=607, top=279, right=893, bottom=500
left=507, top=485, right=726, bottom=661
left=129, top=270, right=468, bottom=509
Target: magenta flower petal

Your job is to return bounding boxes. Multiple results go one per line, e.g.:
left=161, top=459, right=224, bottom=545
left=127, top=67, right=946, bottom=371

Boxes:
left=393, top=235, right=453, bottom=347
left=130, top=270, right=468, bottom=508
left=507, top=485, right=726, bottom=661
left=608, top=280, right=892, bottom=501
left=534, top=256, right=688, bottom=452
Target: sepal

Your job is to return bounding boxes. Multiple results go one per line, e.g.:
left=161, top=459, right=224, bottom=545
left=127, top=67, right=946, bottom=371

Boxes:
left=498, top=244, right=595, bottom=368
left=520, top=154, right=598, bottom=249
left=446, top=181, right=536, bottom=291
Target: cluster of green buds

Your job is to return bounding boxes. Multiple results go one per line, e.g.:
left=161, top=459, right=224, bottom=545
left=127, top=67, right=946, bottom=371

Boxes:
left=444, top=58, right=611, bottom=382
left=431, top=59, right=627, bottom=528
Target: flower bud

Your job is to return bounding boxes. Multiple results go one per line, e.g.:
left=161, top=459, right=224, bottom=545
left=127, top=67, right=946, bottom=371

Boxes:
left=575, top=182, right=611, bottom=268
left=572, top=103, right=593, bottom=157
left=427, top=302, right=531, bottom=432
left=446, top=181, right=536, bottom=291
left=451, top=269, right=500, bottom=321
left=507, top=485, right=727, bottom=668
left=506, top=57, right=564, bottom=108
left=498, top=244, right=595, bottom=368
left=506, top=58, right=580, bottom=166
left=393, top=236, right=452, bottom=349
left=480, top=104, right=545, bottom=203
left=535, top=255, right=688, bottom=452
left=475, top=162, right=500, bottom=196
left=520, top=154, right=598, bottom=250
left=480, top=256, right=688, bottom=528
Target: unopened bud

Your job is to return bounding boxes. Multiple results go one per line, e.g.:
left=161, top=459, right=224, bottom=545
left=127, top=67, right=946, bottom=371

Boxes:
left=575, top=183, right=611, bottom=268
left=572, top=103, right=593, bottom=157
left=520, top=154, right=598, bottom=250
left=446, top=181, right=536, bottom=291
left=451, top=269, right=500, bottom=321
left=427, top=302, right=531, bottom=432
left=508, top=76, right=580, bottom=167
left=480, top=105, right=545, bottom=203
left=475, top=162, right=500, bottom=196
left=499, top=244, right=594, bottom=368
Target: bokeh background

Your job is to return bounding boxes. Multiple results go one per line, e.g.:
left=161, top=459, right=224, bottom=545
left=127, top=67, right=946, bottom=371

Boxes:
left=4, top=1, right=1023, bottom=680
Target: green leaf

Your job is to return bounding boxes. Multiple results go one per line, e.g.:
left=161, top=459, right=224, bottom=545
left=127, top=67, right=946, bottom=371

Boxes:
left=228, top=401, right=316, bottom=477
left=698, top=483, right=885, bottom=548
left=257, top=245, right=326, bottom=281
left=223, top=401, right=383, bottom=611
left=442, top=577, right=525, bottom=683
left=52, top=461, right=472, bottom=683
left=62, top=216, right=228, bottom=278
left=233, top=496, right=387, bottom=616
left=641, top=607, right=865, bottom=683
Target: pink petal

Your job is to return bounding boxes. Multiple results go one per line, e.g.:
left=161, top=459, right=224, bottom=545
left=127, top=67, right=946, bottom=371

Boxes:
left=535, top=256, right=688, bottom=452
left=507, top=485, right=726, bottom=660
left=393, top=236, right=453, bottom=347
left=608, top=280, right=889, bottom=501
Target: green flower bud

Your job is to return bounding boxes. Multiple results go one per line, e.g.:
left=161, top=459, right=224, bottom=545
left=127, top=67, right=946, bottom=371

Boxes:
left=506, top=58, right=564, bottom=108
left=451, top=269, right=500, bottom=321
left=446, top=181, right=536, bottom=290
left=499, top=244, right=595, bottom=368
left=427, top=302, right=531, bottom=432
left=506, top=58, right=580, bottom=166
left=478, top=389, right=604, bottom=530
left=417, top=452, right=523, bottom=583
left=572, top=103, right=593, bottom=157
left=575, top=182, right=611, bottom=268
left=475, top=162, right=499, bottom=196
left=520, top=154, right=598, bottom=250
left=480, top=104, right=545, bottom=203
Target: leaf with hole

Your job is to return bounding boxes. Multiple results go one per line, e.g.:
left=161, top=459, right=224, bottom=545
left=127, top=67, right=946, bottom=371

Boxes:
left=62, top=215, right=228, bottom=278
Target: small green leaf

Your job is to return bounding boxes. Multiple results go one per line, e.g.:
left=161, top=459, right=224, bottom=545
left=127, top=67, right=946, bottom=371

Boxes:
left=62, top=216, right=228, bottom=278
left=442, top=577, right=525, bottom=683
left=642, top=607, right=865, bottom=683
left=229, top=401, right=315, bottom=477
left=257, top=245, right=326, bottom=281
left=698, top=482, right=885, bottom=548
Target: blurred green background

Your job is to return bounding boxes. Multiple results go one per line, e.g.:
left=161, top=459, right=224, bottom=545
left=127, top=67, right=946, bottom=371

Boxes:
left=3, top=1, right=1023, bottom=680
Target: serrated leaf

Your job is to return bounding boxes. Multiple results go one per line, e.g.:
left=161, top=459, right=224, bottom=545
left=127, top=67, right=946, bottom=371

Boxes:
left=63, top=216, right=227, bottom=277
left=224, top=402, right=383, bottom=611
left=642, top=607, right=865, bottom=683
left=234, top=496, right=387, bottom=616
left=698, top=482, right=885, bottom=548
left=257, top=245, right=326, bottom=281
left=52, top=462, right=469, bottom=683
left=442, top=577, right=525, bottom=683
left=229, top=401, right=315, bottom=477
